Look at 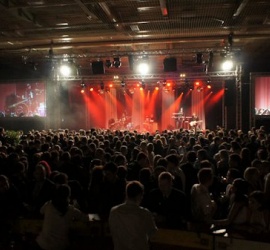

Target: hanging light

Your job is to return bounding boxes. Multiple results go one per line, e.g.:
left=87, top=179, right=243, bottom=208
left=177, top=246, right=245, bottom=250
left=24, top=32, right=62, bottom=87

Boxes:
left=141, top=80, right=145, bottom=89
left=222, top=59, right=234, bottom=71
left=196, top=53, right=203, bottom=64
left=100, top=81, right=105, bottom=90
left=105, top=59, right=112, bottom=68
left=121, top=80, right=126, bottom=87
left=113, top=57, right=121, bottom=68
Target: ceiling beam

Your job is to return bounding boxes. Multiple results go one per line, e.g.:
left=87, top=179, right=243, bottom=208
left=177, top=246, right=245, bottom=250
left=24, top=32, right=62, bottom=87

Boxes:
left=233, top=0, right=249, bottom=18
left=0, top=0, right=42, bottom=27
left=74, top=0, right=96, bottom=21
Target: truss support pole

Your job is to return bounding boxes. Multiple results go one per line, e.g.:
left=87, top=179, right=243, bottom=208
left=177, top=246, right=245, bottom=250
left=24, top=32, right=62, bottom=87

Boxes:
left=235, top=64, right=242, bottom=130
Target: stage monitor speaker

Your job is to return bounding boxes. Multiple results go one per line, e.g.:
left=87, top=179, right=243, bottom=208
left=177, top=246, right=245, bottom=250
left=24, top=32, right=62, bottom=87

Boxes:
left=163, top=57, right=177, bottom=72
left=91, top=61, right=104, bottom=74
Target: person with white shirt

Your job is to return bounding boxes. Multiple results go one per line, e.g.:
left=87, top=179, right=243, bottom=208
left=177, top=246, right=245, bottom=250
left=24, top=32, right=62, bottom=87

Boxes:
left=109, top=181, right=157, bottom=250
left=191, top=168, right=216, bottom=224
left=36, top=184, right=89, bottom=250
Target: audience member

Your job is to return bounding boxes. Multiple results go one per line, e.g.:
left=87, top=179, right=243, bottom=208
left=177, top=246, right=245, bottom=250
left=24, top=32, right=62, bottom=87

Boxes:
left=36, top=184, right=89, bottom=250
left=109, top=181, right=157, bottom=250
left=148, top=171, right=187, bottom=229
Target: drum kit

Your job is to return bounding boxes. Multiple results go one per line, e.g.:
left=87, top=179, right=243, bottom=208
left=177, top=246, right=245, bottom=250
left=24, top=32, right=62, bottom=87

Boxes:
left=108, top=116, right=132, bottom=130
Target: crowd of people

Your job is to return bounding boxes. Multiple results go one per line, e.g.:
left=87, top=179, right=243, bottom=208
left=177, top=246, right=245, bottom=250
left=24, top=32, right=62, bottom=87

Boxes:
left=0, top=125, right=270, bottom=249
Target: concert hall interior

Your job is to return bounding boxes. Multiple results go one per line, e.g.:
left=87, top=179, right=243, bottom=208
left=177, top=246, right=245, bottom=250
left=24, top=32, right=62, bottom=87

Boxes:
left=1, top=2, right=270, bottom=250
left=0, top=0, right=270, bottom=132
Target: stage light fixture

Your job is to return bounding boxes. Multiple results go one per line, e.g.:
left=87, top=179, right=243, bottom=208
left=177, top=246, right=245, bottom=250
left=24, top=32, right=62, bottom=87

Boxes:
left=59, top=64, right=71, bottom=77
left=121, top=80, right=126, bottom=87
left=221, top=59, right=234, bottom=71
left=100, top=81, right=105, bottom=90
left=137, top=62, right=149, bottom=75
left=228, top=32, right=233, bottom=47
left=162, top=80, right=167, bottom=87
left=141, top=80, right=146, bottom=89
left=105, top=59, right=112, bottom=68
left=81, top=81, right=86, bottom=88
left=196, top=53, right=203, bottom=64
left=59, top=59, right=78, bottom=77
left=207, top=78, right=212, bottom=89
left=197, top=87, right=203, bottom=92
left=113, top=57, right=121, bottom=68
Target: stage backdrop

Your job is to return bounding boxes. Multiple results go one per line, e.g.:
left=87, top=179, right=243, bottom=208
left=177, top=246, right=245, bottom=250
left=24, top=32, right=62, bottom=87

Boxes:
left=60, top=82, right=224, bottom=132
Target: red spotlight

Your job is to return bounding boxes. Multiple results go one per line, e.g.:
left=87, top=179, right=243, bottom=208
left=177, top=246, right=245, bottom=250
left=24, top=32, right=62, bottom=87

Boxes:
left=81, top=89, right=85, bottom=94
left=195, top=81, right=200, bottom=86
left=109, top=83, right=113, bottom=88
left=167, top=82, right=171, bottom=87
left=207, top=84, right=212, bottom=89
left=89, top=87, right=94, bottom=92
left=155, top=86, right=159, bottom=91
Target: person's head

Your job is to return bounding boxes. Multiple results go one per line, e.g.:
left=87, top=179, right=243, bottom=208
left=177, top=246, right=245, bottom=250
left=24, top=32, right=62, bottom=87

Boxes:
left=139, top=168, right=151, bottom=184
left=114, top=154, right=127, bottom=167
left=158, top=171, right=174, bottom=196
left=126, top=181, right=144, bottom=205
left=103, top=162, right=118, bottom=182
left=186, top=151, right=197, bottom=163
left=197, top=149, right=208, bottom=161
left=229, top=153, right=241, bottom=169
left=231, top=178, right=248, bottom=199
left=244, top=167, right=260, bottom=186
left=37, top=160, right=51, bottom=177
left=53, top=172, right=68, bottom=186
left=135, top=151, right=149, bottom=169
left=165, top=154, right=180, bottom=168
left=219, top=149, right=229, bottom=161
left=197, top=168, right=213, bottom=187
left=33, top=164, right=46, bottom=182
left=52, top=184, right=71, bottom=215
left=226, top=168, right=241, bottom=184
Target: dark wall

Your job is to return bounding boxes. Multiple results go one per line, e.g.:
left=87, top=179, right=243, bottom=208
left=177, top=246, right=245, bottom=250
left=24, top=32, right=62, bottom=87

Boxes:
left=0, top=117, right=46, bottom=133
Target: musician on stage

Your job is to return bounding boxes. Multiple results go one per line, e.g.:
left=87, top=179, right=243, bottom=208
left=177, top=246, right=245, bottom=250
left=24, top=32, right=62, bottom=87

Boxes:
left=191, top=113, right=199, bottom=122
left=190, top=113, right=200, bottom=131
left=173, top=108, right=184, bottom=129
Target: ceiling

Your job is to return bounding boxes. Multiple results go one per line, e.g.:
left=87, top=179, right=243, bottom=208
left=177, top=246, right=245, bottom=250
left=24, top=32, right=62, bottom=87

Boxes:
left=0, top=0, right=270, bottom=81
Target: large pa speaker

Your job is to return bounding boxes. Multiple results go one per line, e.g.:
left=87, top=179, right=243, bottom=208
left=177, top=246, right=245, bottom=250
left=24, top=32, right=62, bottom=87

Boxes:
left=91, top=61, right=104, bottom=74
left=163, top=57, right=177, bottom=72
